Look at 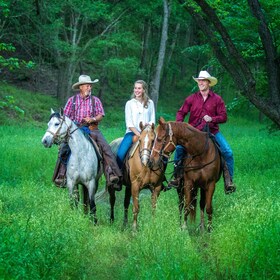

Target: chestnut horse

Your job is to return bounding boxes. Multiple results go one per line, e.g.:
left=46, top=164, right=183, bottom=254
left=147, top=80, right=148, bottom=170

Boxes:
left=149, top=117, right=221, bottom=232
left=107, top=122, right=165, bottom=231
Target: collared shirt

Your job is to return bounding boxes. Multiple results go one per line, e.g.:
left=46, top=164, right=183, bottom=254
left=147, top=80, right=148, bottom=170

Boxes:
left=64, top=93, right=104, bottom=124
left=125, top=98, right=155, bottom=133
left=176, top=90, right=227, bottom=134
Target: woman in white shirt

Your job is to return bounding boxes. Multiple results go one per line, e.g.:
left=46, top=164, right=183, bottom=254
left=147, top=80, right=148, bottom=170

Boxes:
left=117, top=80, right=155, bottom=169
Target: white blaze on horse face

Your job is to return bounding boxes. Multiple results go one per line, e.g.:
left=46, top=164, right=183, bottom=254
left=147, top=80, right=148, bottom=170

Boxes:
left=141, top=131, right=150, bottom=166
left=41, top=117, right=61, bottom=148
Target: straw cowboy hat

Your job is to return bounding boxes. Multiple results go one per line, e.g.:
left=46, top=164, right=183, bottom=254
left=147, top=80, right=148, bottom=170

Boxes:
left=72, top=75, right=99, bottom=90
left=193, top=70, right=218, bottom=87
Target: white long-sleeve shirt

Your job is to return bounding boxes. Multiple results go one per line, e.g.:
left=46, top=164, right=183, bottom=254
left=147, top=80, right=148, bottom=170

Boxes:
left=125, top=98, right=155, bottom=133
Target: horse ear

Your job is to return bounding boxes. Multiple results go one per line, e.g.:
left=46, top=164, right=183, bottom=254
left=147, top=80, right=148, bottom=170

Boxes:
left=60, top=107, right=64, bottom=116
left=158, top=116, right=165, bottom=125
left=139, top=121, right=144, bottom=131
left=51, top=108, right=55, bottom=114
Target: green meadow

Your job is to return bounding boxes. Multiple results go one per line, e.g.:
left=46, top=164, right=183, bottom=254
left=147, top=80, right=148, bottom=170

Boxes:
left=0, top=87, right=279, bottom=279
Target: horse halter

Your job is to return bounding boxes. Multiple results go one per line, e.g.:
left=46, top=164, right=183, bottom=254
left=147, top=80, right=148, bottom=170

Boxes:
left=153, top=123, right=176, bottom=160
left=47, top=114, right=72, bottom=145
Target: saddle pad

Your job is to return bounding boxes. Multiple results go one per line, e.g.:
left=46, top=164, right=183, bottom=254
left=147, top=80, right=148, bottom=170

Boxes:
left=128, top=140, right=139, bottom=159
left=88, top=137, right=103, bottom=162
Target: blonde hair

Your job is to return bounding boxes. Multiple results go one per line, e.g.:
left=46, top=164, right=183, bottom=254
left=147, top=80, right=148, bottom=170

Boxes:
left=131, top=80, right=150, bottom=108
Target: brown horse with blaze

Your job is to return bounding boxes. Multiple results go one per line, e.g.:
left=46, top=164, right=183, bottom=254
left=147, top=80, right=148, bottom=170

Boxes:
left=149, top=117, right=222, bottom=232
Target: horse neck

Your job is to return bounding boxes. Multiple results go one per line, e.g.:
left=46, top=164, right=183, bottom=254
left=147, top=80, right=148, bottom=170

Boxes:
left=67, top=121, right=91, bottom=156
left=172, top=122, right=207, bottom=155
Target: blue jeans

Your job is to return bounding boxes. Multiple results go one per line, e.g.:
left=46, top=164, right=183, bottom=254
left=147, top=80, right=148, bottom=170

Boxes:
left=174, top=131, right=234, bottom=178
left=117, top=132, right=134, bottom=169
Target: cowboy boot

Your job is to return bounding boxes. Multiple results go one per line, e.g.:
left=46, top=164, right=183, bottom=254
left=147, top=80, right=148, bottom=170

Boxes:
left=223, top=163, right=236, bottom=194
left=168, top=163, right=183, bottom=189
left=54, top=162, right=67, bottom=188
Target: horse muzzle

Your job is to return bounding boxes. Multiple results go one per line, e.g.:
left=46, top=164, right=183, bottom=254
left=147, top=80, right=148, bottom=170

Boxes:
left=41, top=135, right=53, bottom=148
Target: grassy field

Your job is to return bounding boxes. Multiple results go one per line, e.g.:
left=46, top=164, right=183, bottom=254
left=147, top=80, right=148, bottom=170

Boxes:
left=0, top=86, right=279, bottom=279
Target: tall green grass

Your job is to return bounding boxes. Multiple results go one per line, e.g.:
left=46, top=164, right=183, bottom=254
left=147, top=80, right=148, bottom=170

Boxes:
left=1, top=119, right=279, bottom=279
left=0, top=87, right=279, bottom=279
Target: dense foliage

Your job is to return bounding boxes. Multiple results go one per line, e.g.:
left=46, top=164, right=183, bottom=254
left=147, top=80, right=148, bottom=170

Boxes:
left=1, top=0, right=279, bottom=125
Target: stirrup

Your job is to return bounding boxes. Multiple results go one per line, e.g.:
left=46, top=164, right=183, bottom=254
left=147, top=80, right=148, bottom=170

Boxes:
left=54, top=177, right=67, bottom=188
left=224, top=183, right=236, bottom=194
left=167, top=179, right=180, bottom=189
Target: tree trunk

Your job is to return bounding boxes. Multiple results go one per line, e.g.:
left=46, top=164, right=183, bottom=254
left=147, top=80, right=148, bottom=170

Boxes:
left=247, top=0, right=280, bottom=106
left=161, top=22, right=180, bottom=90
left=150, top=0, right=170, bottom=110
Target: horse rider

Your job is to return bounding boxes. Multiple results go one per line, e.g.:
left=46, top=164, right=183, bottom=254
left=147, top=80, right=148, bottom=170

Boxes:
left=116, top=79, right=169, bottom=191
left=116, top=80, right=155, bottom=169
left=168, top=70, right=236, bottom=194
left=53, top=74, right=122, bottom=191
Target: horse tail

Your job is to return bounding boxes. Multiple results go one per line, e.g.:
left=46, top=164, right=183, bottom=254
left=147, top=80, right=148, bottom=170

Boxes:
left=109, top=137, right=123, bottom=156
left=95, top=185, right=109, bottom=203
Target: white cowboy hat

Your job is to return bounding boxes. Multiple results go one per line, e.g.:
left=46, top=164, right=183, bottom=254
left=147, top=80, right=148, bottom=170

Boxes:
left=72, top=75, right=99, bottom=90
left=192, top=70, right=218, bottom=87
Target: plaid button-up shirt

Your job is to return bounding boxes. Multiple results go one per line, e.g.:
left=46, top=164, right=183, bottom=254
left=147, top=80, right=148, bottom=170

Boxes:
left=64, top=93, right=105, bottom=125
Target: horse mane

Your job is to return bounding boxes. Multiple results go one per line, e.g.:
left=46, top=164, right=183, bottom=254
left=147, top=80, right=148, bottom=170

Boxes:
left=171, top=121, right=203, bottom=134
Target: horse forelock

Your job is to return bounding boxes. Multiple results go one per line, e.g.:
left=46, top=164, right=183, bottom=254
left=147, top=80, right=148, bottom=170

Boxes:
left=49, top=112, right=61, bottom=120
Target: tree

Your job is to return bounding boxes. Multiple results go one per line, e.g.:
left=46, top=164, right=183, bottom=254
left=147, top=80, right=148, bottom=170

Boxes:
left=150, top=0, right=171, bottom=110
left=179, top=0, right=280, bottom=127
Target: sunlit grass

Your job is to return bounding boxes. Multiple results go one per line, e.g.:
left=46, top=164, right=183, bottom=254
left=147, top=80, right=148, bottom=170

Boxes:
left=0, top=112, right=279, bottom=279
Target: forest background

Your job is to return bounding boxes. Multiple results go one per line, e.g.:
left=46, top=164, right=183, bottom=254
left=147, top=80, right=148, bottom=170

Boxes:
left=1, top=0, right=280, bottom=128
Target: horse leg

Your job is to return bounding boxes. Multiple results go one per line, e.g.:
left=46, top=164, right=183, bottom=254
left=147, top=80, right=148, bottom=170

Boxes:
left=182, top=182, right=192, bottom=231
left=123, top=186, right=131, bottom=227
left=177, top=181, right=184, bottom=226
left=131, top=185, right=140, bottom=231
left=151, top=186, right=161, bottom=216
left=199, top=188, right=206, bottom=233
left=67, top=180, right=79, bottom=209
left=205, top=182, right=215, bottom=232
left=88, top=181, right=98, bottom=225
left=82, top=185, right=89, bottom=215
left=108, top=186, right=116, bottom=223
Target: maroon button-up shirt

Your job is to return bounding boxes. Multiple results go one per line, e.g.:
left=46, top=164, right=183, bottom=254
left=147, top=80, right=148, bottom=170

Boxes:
left=176, top=90, right=227, bottom=134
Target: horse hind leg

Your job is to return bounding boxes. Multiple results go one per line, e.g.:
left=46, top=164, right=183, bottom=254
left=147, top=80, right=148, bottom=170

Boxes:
left=199, top=188, right=206, bottom=233
left=123, top=186, right=131, bottom=228
left=177, top=181, right=184, bottom=227
left=205, top=183, right=215, bottom=233
left=108, top=186, right=116, bottom=223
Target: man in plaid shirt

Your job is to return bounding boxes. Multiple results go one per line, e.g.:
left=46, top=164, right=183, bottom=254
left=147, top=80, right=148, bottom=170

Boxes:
left=54, top=75, right=122, bottom=191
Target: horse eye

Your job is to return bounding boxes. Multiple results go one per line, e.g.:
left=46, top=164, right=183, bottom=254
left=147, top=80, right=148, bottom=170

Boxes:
left=55, top=122, right=60, bottom=126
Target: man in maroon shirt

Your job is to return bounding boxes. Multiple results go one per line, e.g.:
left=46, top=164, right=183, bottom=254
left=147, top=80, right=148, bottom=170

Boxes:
left=169, top=71, right=236, bottom=194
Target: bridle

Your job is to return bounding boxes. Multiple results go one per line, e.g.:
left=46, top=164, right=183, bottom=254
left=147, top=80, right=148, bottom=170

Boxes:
left=152, top=122, right=219, bottom=172
left=46, top=114, right=78, bottom=145
left=152, top=123, right=176, bottom=160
